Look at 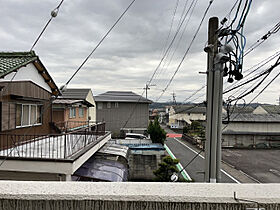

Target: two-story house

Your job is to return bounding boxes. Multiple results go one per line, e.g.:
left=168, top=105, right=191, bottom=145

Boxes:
left=0, top=52, right=111, bottom=181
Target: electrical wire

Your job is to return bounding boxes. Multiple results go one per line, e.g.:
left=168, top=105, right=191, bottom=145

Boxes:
left=64, top=0, right=137, bottom=86
left=156, top=0, right=214, bottom=102
left=30, top=0, right=65, bottom=51
left=147, top=0, right=199, bottom=87
left=244, top=20, right=280, bottom=56
left=154, top=0, right=198, bottom=88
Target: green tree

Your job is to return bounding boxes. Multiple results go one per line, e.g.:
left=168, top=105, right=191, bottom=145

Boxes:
left=153, top=156, right=179, bottom=181
left=147, top=118, right=166, bottom=144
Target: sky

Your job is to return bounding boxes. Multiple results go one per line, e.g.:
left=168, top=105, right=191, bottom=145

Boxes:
left=1, top=0, right=280, bottom=104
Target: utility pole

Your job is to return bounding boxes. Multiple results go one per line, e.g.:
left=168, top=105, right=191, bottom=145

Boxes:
left=143, top=83, right=156, bottom=99
left=171, top=91, right=177, bottom=105
left=204, top=17, right=223, bottom=183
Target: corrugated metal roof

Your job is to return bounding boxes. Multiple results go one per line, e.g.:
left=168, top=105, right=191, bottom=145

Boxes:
left=53, top=99, right=84, bottom=104
left=223, top=113, right=280, bottom=123
left=94, top=91, right=152, bottom=103
left=60, top=88, right=91, bottom=100
left=97, top=143, right=129, bottom=160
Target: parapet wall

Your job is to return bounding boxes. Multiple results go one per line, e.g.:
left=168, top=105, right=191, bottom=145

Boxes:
left=0, top=182, right=279, bottom=210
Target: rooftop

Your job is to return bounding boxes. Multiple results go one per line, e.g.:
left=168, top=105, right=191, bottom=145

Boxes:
left=60, top=88, right=92, bottom=100
left=261, top=104, right=280, bottom=114
left=0, top=51, right=37, bottom=77
left=0, top=51, right=59, bottom=95
left=94, top=91, right=152, bottom=103
left=223, top=113, right=280, bottom=123
left=173, top=104, right=206, bottom=114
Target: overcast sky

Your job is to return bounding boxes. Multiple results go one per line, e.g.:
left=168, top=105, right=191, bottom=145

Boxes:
left=1, top=0, right=280, bottom=104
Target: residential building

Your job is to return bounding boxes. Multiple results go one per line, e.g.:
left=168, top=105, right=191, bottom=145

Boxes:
left=0, top=51, right=60, bottom=139
left=52, top=88, right=98, bottom=132
left=0, top=52, right=111, bottom=181
left=168, top=104, right=206, bottom=129
left=222, top=113, right=280, bottom=147
left=58, top=88, right=96, bottom=121
left=94, top=91, right=152, bottom=137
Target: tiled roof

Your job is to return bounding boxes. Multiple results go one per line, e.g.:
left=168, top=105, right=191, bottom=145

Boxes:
left=94, top=91, right=152, bottom=103
left=223, top=113, right=280, bottom=123
left=60, top=88, right=92, bottom=100
left=0, top=51, right=37, bottom=77
left=173, top=104, right=206, bottom=114
left=261, top=105, right=280, bottom=114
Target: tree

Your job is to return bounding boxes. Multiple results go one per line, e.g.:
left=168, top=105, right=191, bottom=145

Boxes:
left=147, top=118, right=166, bottom=144
left=153, top=156, right=179, bottom=181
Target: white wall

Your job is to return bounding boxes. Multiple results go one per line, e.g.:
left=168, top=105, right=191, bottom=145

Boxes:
left=0, top=63, right=52, bottom=93
left=222, top=122, right=280, bottom=133
left=86, top=90, right=96, bottom=122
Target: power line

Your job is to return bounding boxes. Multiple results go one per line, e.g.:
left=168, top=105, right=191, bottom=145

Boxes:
left=154, top=0, right=198, bottom=88
left=156, top=0, right=214, bottom=102
left=64, top=0, right=137, bottom=86
left=147, top=0, right=200, bottom=87
left=30, top=0, right=65, bottom=51
left=244, top=20, right=280, bottom=56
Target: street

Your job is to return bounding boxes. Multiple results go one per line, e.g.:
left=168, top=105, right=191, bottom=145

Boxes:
left=165, top=137, right=238, bottom=183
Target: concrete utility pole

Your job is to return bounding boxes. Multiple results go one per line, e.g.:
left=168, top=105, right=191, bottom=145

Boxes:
left=204, top=17, right=223, bottom=183
left=143, top=84, right=156, bottom=99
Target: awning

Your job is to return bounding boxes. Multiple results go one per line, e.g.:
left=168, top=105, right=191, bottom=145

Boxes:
left=74, top=157, right=128, bottom=182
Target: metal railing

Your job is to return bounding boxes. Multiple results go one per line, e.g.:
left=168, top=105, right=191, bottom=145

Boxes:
left=0, top=123, right=107, bottom=160
left=51, top=121, right=105, bottom=133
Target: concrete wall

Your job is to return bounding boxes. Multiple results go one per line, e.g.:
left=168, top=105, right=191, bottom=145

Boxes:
left=0, top=171, right=67, bottom=181
left=128, top=150, right=165, bottom=181
left=0, top=182, right=279, bottom=209
left=96, top=102, right=149, bottom=137
left=222, top=134, right=280, bottom=147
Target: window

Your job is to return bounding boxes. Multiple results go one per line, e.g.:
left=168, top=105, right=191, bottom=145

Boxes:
left=69, top=107, right=76, bottom=118
left=16, top=104, right=43, bottom=127
left=97, top=103, right=103, bottom=110
left=107, top=102, right=111, bottom=109
left=79, top=107, right=84, bottom=117
left=114, top=102, right=118, bottom=108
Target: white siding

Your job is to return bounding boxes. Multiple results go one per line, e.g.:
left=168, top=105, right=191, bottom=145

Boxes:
left=0, top=63, right=52, bottom=93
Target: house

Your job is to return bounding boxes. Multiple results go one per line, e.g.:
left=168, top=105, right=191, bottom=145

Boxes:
left=94, top=91, right=152, bottom=137
left=0, top=51, right=60, bottom=138
left=222, top=113, right=280, bottom=147
left=168, top=104, right=206, bottom=129
left=0, top=52, right=111, bottom=181
left=253, top=104, right=280, bottom=115
left=52, top=89, right=96, bottom=132
left=58, top=88, right=96, bottom=121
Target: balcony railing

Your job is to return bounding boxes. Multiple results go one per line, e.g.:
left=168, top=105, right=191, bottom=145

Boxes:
left=0, top=122, right=108, bottom=160
left=52, top=121, right=98, bottom=133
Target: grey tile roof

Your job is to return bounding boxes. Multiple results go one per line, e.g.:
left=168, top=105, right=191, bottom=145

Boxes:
left=94, top=91, right=152, bottom=103
left=173, top=104, right=206, bottom=114
left=0, top=51, right=37, bottom=77
left=261, top=105, right=280, bottom=114
left=223, top=113, right=280, bottom=123
left=225, top=106, right=254, bottom=113
left=60, top=88, right=91, bottom=100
